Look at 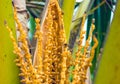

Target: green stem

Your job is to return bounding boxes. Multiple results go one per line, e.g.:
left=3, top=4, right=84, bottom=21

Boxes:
left=0, top=0, right=20, bottom=84
left=94, top=1, right=120, bottom=84
left=62, top=0, right=75, bottom=42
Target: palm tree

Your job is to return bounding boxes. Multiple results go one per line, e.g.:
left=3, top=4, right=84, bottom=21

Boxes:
left=0, top=0, right=120, bottom=84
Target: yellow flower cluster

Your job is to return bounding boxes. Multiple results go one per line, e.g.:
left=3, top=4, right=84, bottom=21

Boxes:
left=10, top=7, right=40, bottom=84
left=34, top=18, right=44, bottom=83
left=7, top=0, right=98, bottom=84
left=7, top=0, right=72, bottom=84
left=72, top=16, right=98, bottom=84
left=39, top=0, right=72, bottom=83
